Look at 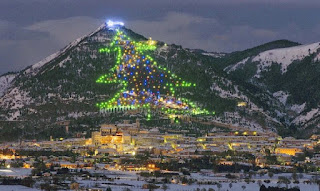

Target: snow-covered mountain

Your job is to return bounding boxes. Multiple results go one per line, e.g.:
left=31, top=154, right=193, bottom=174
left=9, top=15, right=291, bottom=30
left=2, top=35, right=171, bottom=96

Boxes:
left=223, top=40, right=320, bottom=137
left=0, top=24, right=319, bottom=140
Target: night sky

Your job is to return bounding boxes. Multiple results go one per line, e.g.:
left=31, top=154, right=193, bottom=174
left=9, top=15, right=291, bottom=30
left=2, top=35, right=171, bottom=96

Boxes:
left=1, top=0, right=320, bottom=75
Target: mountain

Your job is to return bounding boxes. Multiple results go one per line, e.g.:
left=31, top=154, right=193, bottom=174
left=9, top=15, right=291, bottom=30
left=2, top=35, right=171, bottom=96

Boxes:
left=0, top=23, right=319, bottom=140
left=222, top=41, right=320, bottom=137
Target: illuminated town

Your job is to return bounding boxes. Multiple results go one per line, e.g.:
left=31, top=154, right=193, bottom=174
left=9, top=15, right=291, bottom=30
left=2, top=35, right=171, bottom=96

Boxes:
left=1, top=118, right=320, bottom=190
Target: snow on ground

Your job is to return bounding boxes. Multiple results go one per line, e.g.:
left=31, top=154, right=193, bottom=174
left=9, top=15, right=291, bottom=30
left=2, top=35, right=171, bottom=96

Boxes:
left=58, top=56, right=71, bottom=68
left=253, top=42, right=320, bottom=77
left=0, top=168, right=318, bottom=191
left=0, top=168, right=32, bottom=177
left=0, top=73, right=16, bottom=97
left=157, top=45, right=169, bottom=53
left=24, top=52, right=60, bottom=75
left=314, top=52, right=320, bottom=62
left=68, top=112, right=85, bottom=119
left=273, top=91, right=289, bottom=105
left=210, top=79, right=280, bottom=131
left=0, top=87, right=32, bottom=110
left=76, top=170, right=318, bottom=191
left=0, top=185, right=39, bottom=191
left=8, top=110, right=21, bottom=121
left=293, top=108, right=319, bottom=125
left=210, top=84, right=240, bottom=99
left=202, top=52, right=226, bottom=58
left=290, top=103, right=306, bottom=114
left=79, top=181, right=317, bottom=191
left=226, top=57, right=250, bottom=73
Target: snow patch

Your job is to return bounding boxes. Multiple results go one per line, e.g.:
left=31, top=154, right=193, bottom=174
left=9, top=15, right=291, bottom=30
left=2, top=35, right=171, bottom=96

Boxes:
left=226, top=57, right=249, bottom=72
left=8, top=110, right=21, bottom=121
left=0, top=87, right=32, bottom=110
left=290, top=103, right=306, bottom=114
left=293, top=108, right=319, bottom=125
left=314, top=52, right=320, bottom=62
left=24, top=52, right=60, bottom=75
left=202, top=52, right=226, bottom=58
left=253, top=42, right=320, bottom=77
left=58, top=56, right=71, bottom=67
left=0, top=73, right=16, bottom=97
left=273, top=91, right=289, bottom=105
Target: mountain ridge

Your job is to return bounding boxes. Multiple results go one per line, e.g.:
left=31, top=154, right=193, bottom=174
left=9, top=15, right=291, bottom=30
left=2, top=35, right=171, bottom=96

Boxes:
left=0, top=23, right=319, bottom=140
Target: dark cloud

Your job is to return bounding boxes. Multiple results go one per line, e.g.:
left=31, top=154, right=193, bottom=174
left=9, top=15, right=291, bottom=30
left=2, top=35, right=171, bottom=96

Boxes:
left=0, top=1, right=320, bottom=75
left=0, top=20, right=49, bottom=40
left=0, top=17, right=102, bottom=74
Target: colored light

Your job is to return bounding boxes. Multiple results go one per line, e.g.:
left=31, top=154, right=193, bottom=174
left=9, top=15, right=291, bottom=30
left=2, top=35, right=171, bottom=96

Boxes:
left=95, top=27, right=214, bottom=117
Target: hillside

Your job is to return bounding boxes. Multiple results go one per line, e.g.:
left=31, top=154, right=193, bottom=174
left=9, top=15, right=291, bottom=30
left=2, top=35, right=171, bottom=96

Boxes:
left=0, top=23, right=319, bottom=140
left=223, top=41, right=320, bottom=137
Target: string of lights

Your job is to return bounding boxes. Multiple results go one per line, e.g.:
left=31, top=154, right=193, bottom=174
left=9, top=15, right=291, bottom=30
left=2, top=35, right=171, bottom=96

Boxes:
left=96, top=28, right=214, bottom=120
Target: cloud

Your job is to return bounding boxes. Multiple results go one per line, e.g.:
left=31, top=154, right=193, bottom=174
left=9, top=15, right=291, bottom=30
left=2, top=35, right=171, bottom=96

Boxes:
left=127, top=12, right=281, bottom=52
left=0, top=20, right=49, bottom=41
left=0, top=16, right=102, bottom=75
left=26, top=16, right=103, bottom=46
left=1, top=7, right=320, bottom=75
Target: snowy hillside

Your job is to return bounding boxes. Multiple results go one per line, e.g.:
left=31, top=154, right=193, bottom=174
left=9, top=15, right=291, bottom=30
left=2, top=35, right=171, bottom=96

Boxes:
left=225, top=57, right=249, bottom=73
left=222, top=40, right=320, bottom=136
left=253, top=42, right=320, bottom=77
left=1, top=24, right=319, bottom=139
left=23, top=24, right=106, bottom=76
left=0, top=73, right=16, bottom=97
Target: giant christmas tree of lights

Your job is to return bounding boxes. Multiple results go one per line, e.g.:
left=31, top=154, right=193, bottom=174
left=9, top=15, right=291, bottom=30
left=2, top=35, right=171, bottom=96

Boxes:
left=96, top=22, right=213, bottom=119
